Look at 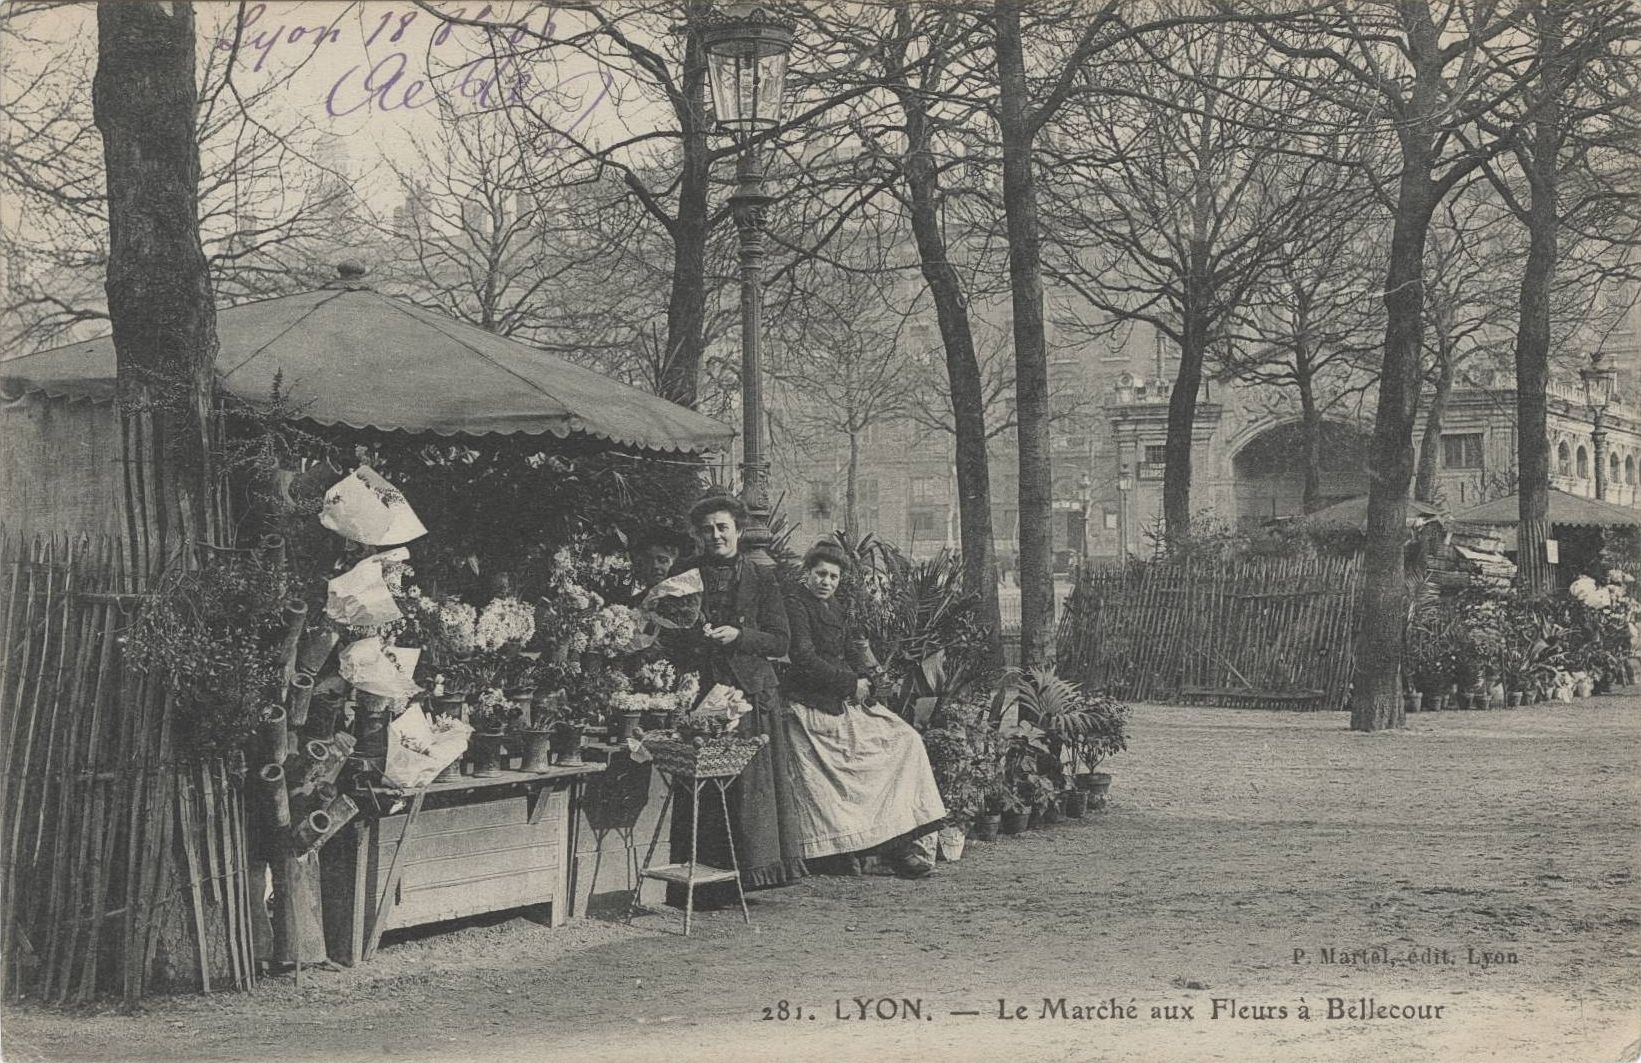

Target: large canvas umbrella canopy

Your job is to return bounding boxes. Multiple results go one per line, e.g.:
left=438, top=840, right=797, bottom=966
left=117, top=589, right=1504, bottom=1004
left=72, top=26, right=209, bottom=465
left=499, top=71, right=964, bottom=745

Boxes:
left=0, top=282, right=732, bottom=453
left=1454, top=488, right=1641, bottom=528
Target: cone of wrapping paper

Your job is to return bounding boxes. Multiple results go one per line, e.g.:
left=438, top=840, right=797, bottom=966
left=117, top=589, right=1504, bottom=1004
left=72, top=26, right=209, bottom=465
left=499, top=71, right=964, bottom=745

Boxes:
left=320, top=466, right=426, bottom=546
left=639, top=568, right=704, bottom=630
left=326, top=548, right=409, bottom=628
left=684, top=683, right=752, bottom=733
left=338, top=636, right=421, bottom=699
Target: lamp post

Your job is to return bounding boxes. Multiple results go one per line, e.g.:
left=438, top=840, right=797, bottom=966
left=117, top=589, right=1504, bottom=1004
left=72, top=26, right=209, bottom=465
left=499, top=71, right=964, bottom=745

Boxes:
left=699, top=3, right=794, bottom=556
left=1582, top=355, right=1617, bottom=501
left=1075, top=472, right=1092, bottom=569
left=1116, top=467, right=1133, bottom=560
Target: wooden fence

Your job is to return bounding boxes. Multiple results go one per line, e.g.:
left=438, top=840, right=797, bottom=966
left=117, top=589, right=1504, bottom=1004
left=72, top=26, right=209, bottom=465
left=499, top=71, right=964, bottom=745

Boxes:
left=1055, top=553, right=1363, bottom=711
left=1, top=533, right=257, bottom=1005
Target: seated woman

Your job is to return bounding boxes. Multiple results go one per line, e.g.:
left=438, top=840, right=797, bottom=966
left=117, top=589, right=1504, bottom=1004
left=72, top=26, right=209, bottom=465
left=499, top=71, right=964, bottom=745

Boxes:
left=781, top=540, right=947, bottom=879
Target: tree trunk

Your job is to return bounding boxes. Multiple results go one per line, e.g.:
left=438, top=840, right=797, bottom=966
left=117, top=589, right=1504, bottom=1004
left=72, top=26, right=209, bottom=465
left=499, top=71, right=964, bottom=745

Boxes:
left=1297, top=363, right=1324, bottom=512
left=902, top=77, right=1003, bottom=667
left=1513, top=5, right=1564, bottom=597
left=995, top=0, right=1054, bottom=667
left=659, top=19, right=710, bottom=408
left=1162, top=306, right=1206, bottom=544
left=93, top=1, right=221, bottom=572
left=1351, top=154, right=1438, bottom=733
left=845, top=428, right=861, bottom=543
left=1413, top=346, right=1455, bottom=503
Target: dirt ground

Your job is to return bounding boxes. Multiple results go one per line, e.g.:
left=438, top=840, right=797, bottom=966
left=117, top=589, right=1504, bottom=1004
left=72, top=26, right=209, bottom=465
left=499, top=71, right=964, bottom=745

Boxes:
left=4, top=697, right=1640, bottom=1063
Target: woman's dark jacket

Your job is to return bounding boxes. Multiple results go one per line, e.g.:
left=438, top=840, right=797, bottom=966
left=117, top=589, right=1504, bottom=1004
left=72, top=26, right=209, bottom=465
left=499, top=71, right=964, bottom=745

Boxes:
left=664, top=554, right=789, bottom=711
left=782, top=591, right=865, bottom=714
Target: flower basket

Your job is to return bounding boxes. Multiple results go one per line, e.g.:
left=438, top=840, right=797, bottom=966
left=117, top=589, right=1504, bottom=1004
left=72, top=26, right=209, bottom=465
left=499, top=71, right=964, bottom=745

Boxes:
left=642, top=734, right=769, bottom=780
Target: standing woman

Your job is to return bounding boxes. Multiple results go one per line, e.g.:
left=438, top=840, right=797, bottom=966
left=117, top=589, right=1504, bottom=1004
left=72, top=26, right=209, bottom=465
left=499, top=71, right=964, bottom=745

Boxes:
left=782, top=540, right=946, bottom=878
left=663, top=496, right=808, bottom=894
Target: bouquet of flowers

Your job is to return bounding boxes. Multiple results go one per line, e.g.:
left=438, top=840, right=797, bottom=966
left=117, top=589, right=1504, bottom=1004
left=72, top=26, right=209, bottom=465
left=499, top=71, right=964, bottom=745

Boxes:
left=639, top=569, right=704, bottom=630
left=675, top=683, right=753, bottom=740
left=419, top=596, right=480, bottom=657
left=610, top=669, right=698, bottom=718
left=468, top=686, right=524, bottom=734
left=476, top=596, right=536, bottom=652
left=568, top=603, right=648, bottom=657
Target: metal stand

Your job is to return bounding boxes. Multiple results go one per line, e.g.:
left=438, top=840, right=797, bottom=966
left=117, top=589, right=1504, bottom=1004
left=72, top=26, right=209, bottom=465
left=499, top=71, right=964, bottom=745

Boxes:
left=629, top=770, right=750, bottom=936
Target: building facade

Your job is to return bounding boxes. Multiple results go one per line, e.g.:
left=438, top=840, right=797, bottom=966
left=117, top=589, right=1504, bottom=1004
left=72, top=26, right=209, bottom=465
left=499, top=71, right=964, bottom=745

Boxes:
left=769, top=295, right=1641, bottom=564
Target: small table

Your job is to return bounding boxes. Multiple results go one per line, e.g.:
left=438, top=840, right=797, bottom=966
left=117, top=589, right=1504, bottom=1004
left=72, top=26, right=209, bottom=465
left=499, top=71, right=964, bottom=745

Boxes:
left=320, top=764, right=604, bottom=964
left=630, top=767, right=750, bottom=936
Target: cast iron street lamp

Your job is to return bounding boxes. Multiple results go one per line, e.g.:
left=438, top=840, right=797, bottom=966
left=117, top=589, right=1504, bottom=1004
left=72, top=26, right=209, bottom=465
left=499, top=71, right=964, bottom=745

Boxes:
left=700, top=3, right=794, bottom=553
left=1116, top=467, right=1133, bottom=560
left=1075, top=472, right=1092, bottom=567
left=1581, top=354, right=1617, bottom=501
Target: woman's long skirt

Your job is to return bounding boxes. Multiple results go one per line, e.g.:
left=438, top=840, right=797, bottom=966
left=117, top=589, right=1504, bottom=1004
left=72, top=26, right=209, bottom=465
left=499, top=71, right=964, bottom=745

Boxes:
left=780, top=699, right=947, bottom=859
left=666, top=684, right=809, bottom=906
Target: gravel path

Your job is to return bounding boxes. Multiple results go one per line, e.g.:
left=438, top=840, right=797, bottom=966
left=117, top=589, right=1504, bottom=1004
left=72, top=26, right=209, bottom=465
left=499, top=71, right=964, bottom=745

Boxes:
left=5, top=698, right=1639, bottom=1063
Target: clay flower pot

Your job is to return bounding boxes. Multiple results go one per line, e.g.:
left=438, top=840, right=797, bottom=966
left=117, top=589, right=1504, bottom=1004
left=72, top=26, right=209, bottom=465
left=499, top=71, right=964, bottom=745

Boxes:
left=618, top=711, right=644, bottom=742
left=469, top=731, right=508, bottom=778
left=549, top=722, right=584, bottom=766
left=999, top=810, right=1029, bottom=835
left=1063, top=790, right=1089, bottom=818
left=970, top=814, right=1002, bottom=842
left=517, top=729, right=554, bottom=773
left=1088, top=772, right=1113, bottom=809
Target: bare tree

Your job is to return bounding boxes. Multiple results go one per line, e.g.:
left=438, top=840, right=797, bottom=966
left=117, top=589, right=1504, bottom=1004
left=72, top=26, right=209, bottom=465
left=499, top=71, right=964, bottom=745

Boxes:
left=1411, top=190, right=1519, bottom=504
left=1248, top=1, right=1539, bottom=732
left=378, top=108, right=587, bottom=338
left=1046, top=16, right=1353, bottom=539
left=1221, top=206, right=1386, bottom=512
left=1477, top=0, right=1641, bottom=592
left=93, top=0, right=220, bottom=567
left=1, top=5, right=358, bottom=353
left=768, top=263, right=923, bottom=542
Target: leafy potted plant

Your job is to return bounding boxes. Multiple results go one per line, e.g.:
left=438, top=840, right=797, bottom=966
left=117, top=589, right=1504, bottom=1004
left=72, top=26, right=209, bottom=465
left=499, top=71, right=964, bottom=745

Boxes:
left=467, top=687, right=520, bottom=777
left=922, top=718, right=985, bottom=859
left=994, top=785, right=1029, bottom=836
left=513, top=689, right=567, bottom=773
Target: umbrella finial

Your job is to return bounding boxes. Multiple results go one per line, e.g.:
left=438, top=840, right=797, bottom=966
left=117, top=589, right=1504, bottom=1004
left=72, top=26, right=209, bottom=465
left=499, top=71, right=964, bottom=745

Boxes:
left=326, top=261, right=372, bottom=291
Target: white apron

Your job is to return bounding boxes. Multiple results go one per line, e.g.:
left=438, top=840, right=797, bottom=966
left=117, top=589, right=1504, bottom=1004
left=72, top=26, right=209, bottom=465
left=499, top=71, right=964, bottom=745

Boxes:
left=781, top=699, right=947, bottom=859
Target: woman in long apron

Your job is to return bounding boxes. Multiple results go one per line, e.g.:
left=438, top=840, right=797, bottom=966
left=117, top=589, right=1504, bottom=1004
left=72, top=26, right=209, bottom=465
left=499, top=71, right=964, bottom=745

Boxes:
left=780, top=541, right=946, bottom=878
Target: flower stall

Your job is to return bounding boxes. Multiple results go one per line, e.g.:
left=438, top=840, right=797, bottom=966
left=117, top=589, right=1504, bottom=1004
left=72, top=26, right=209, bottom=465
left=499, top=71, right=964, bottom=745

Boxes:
left=0, top=268, right=733, bottom=989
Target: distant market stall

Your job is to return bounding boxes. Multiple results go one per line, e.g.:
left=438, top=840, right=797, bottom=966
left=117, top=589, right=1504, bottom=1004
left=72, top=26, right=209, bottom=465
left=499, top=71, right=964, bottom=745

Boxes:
left=0, top=268, right=732, bottom=999
left=1453, top=488, right=1641, bottom=585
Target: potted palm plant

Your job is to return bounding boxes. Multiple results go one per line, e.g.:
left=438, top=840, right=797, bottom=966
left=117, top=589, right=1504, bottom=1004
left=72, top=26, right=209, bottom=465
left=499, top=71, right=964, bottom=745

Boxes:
left=992, top=666, right=1129, bottom=811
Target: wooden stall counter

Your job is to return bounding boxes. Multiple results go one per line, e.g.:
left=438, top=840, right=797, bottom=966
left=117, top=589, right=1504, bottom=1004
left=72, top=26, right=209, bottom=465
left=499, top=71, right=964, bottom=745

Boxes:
left=320, top=763, right=604, bottom=965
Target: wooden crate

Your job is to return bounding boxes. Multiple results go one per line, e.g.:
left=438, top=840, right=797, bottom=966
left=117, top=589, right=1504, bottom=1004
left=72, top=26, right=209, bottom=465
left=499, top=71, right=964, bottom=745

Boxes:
left=320, top=766, right=602, bottom=965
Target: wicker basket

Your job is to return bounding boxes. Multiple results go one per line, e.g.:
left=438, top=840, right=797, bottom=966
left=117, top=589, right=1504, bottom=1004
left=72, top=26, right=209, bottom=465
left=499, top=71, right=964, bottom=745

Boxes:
left=643, top=734, right=769, bottom=779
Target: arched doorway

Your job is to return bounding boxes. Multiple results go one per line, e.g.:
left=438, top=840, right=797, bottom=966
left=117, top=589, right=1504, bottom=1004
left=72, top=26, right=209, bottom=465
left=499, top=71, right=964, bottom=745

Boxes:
left=1232, top=420, right=1372, bottom=527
